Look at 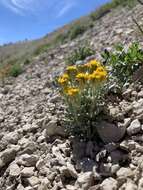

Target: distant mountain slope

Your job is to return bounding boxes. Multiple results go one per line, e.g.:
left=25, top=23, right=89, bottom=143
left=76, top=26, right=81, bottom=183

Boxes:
left=0, top=0, right=137, bottom=72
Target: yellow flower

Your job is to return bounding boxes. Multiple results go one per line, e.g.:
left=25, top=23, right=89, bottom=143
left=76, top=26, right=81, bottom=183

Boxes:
left=96, top=66, right=105, bottom=72
left=66, top=87, right=79, bottom=96
left=76, top=73, right=89, bottom=81
left=58, top=73, right=69, bottom=85
left=89, top=60, right=100, bottom=67
left=62, top=73, right=69, bottom=79
left=85, top=59, right=100, bottom=69
left=66, top=66, right=77, bottom=72
left=93, top=69, right=107, bottom=81
left=58, top=77, right=67, bottom=85
left=87, top=73, right=96, bottom=80
left=87, top=65, right=107, bottom=82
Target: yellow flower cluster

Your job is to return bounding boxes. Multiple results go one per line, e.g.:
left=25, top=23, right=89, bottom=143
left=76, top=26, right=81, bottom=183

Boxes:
left=66, top=87, right=79, bottom=96
left=58, top=73, right=69, bottom=85
left=66, top=66, right=77, bottom=73
left=85, top=59, right=100, bottom=68
left=76, top=73, right=89, bottom=81
left=58, top=59, right=107, bottom=97
left=88, top=66, right=107, bottom=81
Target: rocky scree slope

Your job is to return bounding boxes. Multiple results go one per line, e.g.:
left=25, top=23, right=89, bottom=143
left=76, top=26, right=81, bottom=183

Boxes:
left=1, top=4, right=143, bottom=190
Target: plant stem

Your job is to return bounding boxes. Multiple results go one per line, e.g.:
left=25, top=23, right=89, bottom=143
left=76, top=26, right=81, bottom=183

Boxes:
left=132, top=16, right=143, bottom=35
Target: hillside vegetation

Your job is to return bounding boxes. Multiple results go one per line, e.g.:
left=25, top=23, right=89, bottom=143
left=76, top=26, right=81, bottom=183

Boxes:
left=1, top=0, right=143, bottom=189
left=0, top=0, right=138, bottom=79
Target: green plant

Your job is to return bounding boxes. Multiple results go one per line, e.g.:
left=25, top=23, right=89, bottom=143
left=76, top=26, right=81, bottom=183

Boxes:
left=34, top=43, right=51, bottom=55
left=54, top=33, right=68, bottom=44
left=69, top=24, right=86, bottom=40
left=90, top=0, right=136, bottom=21
left=9, top=63, right=23, bottom=77
left=24, top=58, right=30, bottom=65
left=66, top=45, right=95, bottom=65
left=102, top=42, right=143, bottom=85
left=90, top=4, right=111, bottom=21
left=33, top=33, right=68, bottom=56
left=57, top=60, right=107, bottom=139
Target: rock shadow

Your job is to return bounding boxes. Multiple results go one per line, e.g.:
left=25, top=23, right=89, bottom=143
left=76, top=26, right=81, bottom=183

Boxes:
left=71, top=137, right=131, bottom=178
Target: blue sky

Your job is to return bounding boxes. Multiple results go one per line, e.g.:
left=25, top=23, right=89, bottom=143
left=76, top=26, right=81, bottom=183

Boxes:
left=0, top=0, right=110, bottom=44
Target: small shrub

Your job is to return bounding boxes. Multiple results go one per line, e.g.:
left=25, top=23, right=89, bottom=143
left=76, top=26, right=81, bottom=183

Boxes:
left=54, top=33, right=68, bottom=44
left=88, top=22, right=94, bottom=28
left=0, top=57, right=24, bottom=81
left=33, top=33, right=68, bottom=56
left=66, top=45, right=95, bottom=65
left=34, top=43, right=51, bottom=55
left=90, top=4, right=111, bottom=21
left=69, top=24, right=86, bottom=40
left=9, top=64, right=23, bottom=77
left=102, top=42, right=143, bottom=85
left=0, top=64, right=11, bottom=82
left=57, top=59, right=107, bottom=139
left=24, top=58, right=30, bottom=65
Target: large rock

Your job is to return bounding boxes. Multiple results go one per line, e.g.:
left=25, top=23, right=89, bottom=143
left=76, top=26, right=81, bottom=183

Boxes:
left=9, top=163, right=20, bottom=177
left=0, top=147, right=18, bottom=169
left=27, top=176, right=40, bottom=186
left=16, top=154, right=38, bottom=166
left=22, top=123, right=39, bottom=133
left=2, top=131, right=20, bottom=144
left=133, top=99, right=143, bottom=116
left=110, top=150, right=129, bottom=164
left=138, top=177, right=143, bottom=190
left=138, top=90, right=143, bottom=98
left=21, top=167, right=34, bottom=177
left=125, top=179, right=137, bottom=190
left=76, top=172, right=94, bottom=190
left=108, top=105, right=124, bottom=121
left=17, top=184, right=25, bottom=190
left=59, top=163, right=78, bottom=179
left=116, top=167, right=134, bottom=179
left=36, top=159, right=45, bottom=171
left=18, top=138, right=37, bottom=154
left=38, top=178, right=51, bottom=190
left=100, top=177, right=118, bottom=190
left=127, top=119, right=141, bottom=136
left=44, top=120, right=66, bottom=137
left=99, top=163, right=112, bottom=177
left=65, top=185, right=77, bottom=190
left=52, top=145, right=66, bottom=166
left=96, top=121, right=126, bottom=143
